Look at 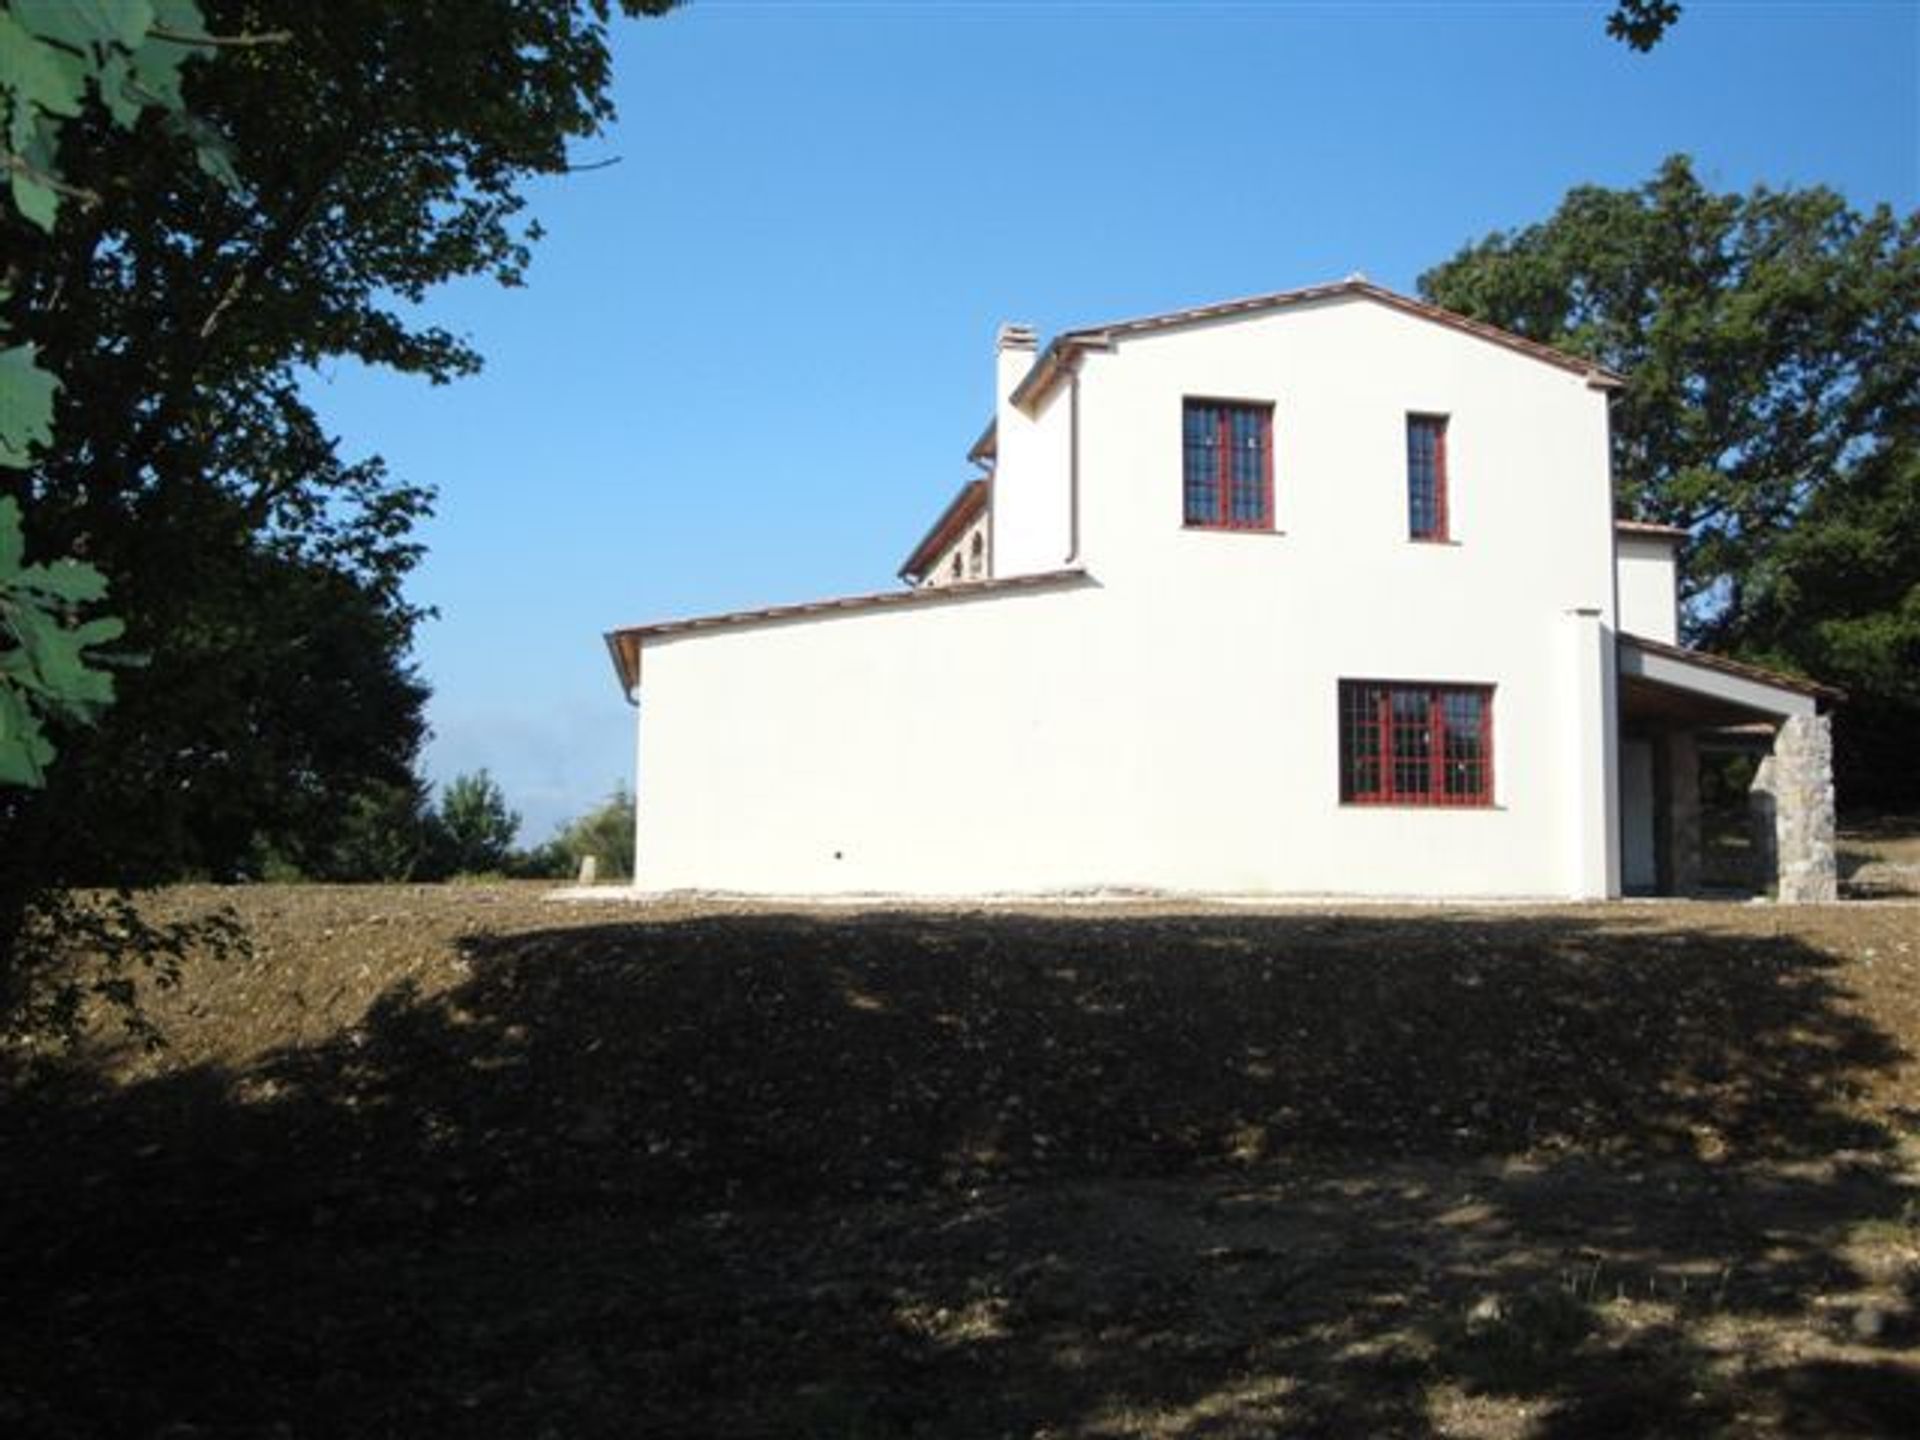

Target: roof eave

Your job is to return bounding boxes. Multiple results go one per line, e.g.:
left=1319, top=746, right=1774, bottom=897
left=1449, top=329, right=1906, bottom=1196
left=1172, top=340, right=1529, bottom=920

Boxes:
left=1008, top=280, right=1627, bottom=411
left=1615, top=519, right=1690, bottom=543
left=898, top=478, right=989, bottom=582
left=1619, top=632, right=1845, bottom=709
left=603, top=629, right=638, bottom=695
left=605, top=569, right=1091, bottom=690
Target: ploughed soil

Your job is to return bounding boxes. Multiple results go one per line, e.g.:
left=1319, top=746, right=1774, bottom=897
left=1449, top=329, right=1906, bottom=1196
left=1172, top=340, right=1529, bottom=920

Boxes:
left=3, top=885, right=1918, bottom=1438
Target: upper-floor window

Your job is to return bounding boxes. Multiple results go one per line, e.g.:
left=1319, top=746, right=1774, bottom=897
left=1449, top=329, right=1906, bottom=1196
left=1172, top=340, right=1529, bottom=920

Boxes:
left=968, top=531, right=984, bottom=577
left=1183, top=400, right=1273, bottom=530
left=1407, top=414, right=1449, bottom=541
left=1339, top=680, right=1493, bottom=806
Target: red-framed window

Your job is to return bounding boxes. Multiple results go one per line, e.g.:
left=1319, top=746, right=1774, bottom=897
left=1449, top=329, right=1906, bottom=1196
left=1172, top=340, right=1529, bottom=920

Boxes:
left=1407, top=414, right=1449, bottom=541
left=1183, top=399, right=1273, bottom=529
left=1339, top=680, right=1493, bottom=806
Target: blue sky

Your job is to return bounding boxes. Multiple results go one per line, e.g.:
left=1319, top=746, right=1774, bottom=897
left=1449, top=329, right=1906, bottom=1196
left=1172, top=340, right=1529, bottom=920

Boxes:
left=302, top=0, right=1919, bottom=841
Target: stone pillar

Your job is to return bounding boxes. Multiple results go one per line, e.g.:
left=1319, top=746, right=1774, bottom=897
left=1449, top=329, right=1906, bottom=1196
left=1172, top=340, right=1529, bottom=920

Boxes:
left=1752, top=713, right=1838, bottom=903
left=1663, top=730, right=1701, bottom=894
left=1749, top=751, right=1780, bottom=893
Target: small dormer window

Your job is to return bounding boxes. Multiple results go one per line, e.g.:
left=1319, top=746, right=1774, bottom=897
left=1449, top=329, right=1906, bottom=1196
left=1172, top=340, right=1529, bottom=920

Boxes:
left=1183, top=400, right=1273, bottom=530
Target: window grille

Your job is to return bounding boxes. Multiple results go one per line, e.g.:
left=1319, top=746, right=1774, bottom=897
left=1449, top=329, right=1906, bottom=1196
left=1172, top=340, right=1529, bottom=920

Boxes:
left=1407, top=414, right=1449, bottom=541
left=1339, top=680, right=1492, bottom=806
left=1183, top=400, right=1273, bottom=529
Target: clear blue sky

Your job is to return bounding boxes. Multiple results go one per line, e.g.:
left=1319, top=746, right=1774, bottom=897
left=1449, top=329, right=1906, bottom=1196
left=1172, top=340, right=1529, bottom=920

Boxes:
left=302, top=0, right=1919, bottom=841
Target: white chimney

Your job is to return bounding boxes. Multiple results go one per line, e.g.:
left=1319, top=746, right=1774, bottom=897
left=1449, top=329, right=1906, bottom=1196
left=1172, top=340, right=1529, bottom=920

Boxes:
left=995, top=322, right=1037, bottom=410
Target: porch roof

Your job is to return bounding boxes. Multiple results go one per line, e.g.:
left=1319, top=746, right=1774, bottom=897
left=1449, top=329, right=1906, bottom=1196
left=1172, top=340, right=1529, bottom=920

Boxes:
left=1618, top=633, right=1842, bottom=726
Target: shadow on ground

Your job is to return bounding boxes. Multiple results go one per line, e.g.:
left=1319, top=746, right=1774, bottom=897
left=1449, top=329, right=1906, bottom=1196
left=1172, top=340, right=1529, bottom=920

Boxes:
left=3, top=908, right=1916, bottom=1437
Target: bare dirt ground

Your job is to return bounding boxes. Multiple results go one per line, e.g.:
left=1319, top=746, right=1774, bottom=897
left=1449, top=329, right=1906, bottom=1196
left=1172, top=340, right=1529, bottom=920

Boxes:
left=2, top=885, right=1917, bottom=1438
left=1841, top=817, right=1920, bottom=898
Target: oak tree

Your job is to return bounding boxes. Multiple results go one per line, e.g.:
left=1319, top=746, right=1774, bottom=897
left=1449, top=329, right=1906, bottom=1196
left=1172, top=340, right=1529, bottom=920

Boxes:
left=1421, top=156, right=1919, bottom=805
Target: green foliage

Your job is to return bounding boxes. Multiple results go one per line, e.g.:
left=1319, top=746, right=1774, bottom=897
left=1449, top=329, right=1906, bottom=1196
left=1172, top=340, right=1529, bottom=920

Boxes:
left=1, top=0, right=257, bottom=796
left=1420, top=156, right=1920, bottom=803
left=1, top=0, right=679, bottom=888
left=1, top=0, right=236, bottom=233
left=1606, top=1, right=1681, bottom=52
left=515, top=785, right=636, bottom=880
left=0, top=337, right=58, bottom=464
left=432, top=770, right=520, bottom=878
left=0, top=496, right=123, bottom=784
left=273, top=776, right=636, bottom=885
left=308, top=775, right=441, bottom=882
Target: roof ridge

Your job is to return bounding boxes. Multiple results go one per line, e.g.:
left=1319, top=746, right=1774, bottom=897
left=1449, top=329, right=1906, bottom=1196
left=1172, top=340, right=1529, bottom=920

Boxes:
left=1008, top=279, right=1625, bottom=412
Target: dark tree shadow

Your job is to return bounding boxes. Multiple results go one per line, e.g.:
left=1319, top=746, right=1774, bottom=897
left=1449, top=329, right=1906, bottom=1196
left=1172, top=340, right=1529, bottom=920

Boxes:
left=1, top=909, right=1915, bottom=1437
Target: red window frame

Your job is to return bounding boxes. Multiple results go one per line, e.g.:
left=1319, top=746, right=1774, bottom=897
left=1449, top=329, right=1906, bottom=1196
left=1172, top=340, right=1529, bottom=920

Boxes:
left=1339, top=680, right=1494, bottom=807
left=1407, top=413, right=1449, bottom=542
left=1183, top=399, right=1274, bottom=530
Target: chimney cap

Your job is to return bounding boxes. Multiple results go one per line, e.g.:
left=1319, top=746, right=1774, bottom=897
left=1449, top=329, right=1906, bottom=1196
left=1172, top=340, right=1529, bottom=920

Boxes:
left=996, top=322, right=1037, bottom=350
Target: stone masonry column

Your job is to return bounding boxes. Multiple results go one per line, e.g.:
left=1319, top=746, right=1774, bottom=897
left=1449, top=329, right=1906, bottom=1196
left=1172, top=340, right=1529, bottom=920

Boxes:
left=1663, top=730, right=1702, bottom=894
left=1752, top=713, right=1838, bottom=903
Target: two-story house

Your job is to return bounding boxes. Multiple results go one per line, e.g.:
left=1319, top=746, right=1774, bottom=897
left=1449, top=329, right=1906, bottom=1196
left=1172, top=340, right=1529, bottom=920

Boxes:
left=604, top=280, right=1838, bottom=901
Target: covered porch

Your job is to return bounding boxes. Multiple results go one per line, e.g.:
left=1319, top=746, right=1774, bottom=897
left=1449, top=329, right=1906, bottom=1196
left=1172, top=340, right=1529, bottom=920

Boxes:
left=1617, top=635, right=1842, bottom=903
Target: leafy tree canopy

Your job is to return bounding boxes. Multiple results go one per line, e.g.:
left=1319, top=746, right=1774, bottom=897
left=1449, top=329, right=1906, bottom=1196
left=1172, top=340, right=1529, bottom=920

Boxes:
left=530, top=784, right=635, bottom=880
left=1421, top=155, right=1920, bottom=803
left=0, top=0, right=678, bottom=887
left=1607, top=1, right=1682, bottom=52
left=433, top=770, right=520, bottom=877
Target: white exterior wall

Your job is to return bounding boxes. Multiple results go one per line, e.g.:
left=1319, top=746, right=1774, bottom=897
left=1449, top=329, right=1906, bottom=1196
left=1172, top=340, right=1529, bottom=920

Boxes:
left=1615, top=535, right=1680, bottom=643
left=637, top=583, right=1137, bottom=894
left=991, top=379, right=1074, bottom=578
left=632, top=294, right=1621, bottom=898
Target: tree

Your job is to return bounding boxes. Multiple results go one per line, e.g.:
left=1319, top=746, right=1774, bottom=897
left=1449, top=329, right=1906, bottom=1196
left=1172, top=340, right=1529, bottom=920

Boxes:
left=432, top=770, right=519, bottom=876
left=1, top=0, right=261, bottom=1051
left=1420, top=155, right=1920, bottom=806
left=1, top=0, right=679, bottom=894
left=2, top=0, right=247, bottom=787
left=542, top=784, right=636, bottom=880
left=309, top=774, right=441, bottom=882
left=1607, top=1, right=1681, bottom=52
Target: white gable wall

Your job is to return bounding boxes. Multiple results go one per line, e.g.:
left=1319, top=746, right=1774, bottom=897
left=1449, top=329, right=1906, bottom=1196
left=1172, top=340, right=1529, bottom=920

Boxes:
left=1065, top=296, right=1620, bottom=898
left=631, top=294, right=1623, bottom=898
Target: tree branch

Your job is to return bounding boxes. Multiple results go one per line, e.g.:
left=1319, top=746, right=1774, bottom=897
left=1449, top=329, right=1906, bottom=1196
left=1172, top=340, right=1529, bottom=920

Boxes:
left=1, top=154, right=100, bottom=209
left=147, top=27, right=293, bottom=49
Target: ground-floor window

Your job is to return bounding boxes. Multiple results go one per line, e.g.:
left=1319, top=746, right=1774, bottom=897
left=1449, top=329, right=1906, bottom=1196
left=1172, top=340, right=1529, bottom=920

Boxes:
left=1339, top=680, right=1494, bottom=806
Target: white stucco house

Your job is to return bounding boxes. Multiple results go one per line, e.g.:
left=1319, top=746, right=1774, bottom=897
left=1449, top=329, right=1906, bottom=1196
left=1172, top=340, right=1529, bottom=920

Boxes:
left=605, top=280, right=1839, bottom=902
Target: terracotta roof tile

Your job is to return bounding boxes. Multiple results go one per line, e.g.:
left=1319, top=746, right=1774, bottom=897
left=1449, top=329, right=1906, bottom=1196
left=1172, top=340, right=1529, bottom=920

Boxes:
left=1007, top=279, right=1627, bottom=412
left=1619, top=632, right=1843, bottom=704
left=605, top=568, right=1090, bottom=692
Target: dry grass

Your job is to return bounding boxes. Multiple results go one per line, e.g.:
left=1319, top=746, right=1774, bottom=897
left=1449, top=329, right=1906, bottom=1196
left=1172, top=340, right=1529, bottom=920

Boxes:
left=2, top=885, right=1917, bottom=1437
